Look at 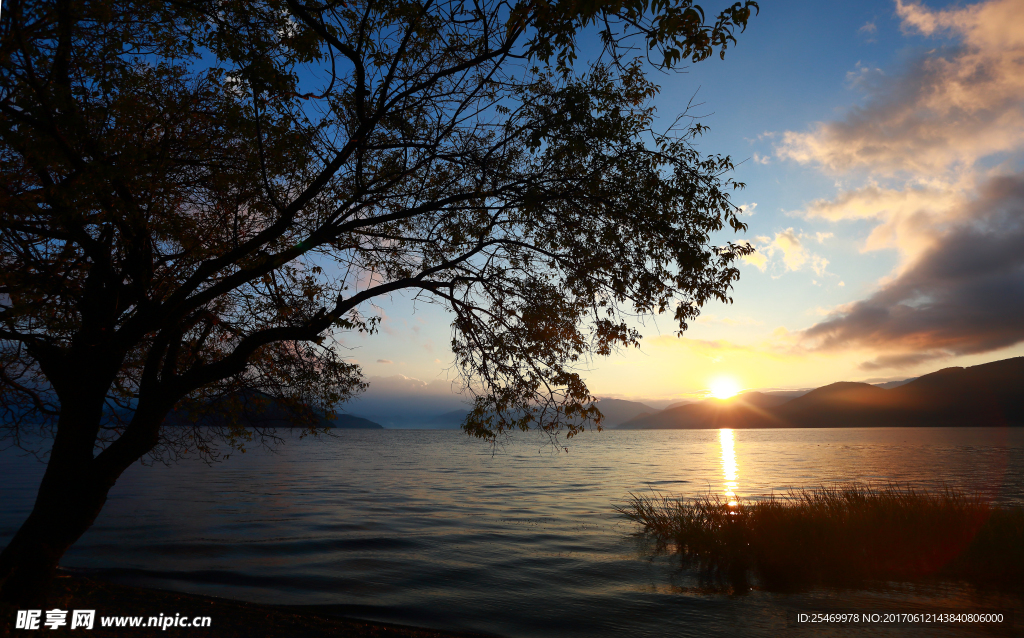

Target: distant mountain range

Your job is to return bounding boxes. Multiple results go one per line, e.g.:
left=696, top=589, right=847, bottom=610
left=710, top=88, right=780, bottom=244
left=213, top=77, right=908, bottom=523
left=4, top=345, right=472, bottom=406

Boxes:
left=616, top=357, right=1024, bottom=429
left=421, top=399, right=663, bottom=430
left=326, top=414, right=384, bottom=429
left=590, top=398, right=658, bottom=426
left=163, top=390, right=383, bottom=429
left=166, top=358, right=1020, bottom=431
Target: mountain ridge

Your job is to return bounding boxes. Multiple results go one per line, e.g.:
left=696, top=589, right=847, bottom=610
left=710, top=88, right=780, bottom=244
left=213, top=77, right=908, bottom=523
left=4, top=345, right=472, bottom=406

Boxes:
left=618, top=356, right=1024, bottom=429
left=163, top=390, right=384, bottom=429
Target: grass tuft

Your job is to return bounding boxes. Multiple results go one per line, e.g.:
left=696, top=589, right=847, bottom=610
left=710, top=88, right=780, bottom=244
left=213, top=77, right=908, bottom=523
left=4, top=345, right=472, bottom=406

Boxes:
left=618, top=484, right=1024, bottom=591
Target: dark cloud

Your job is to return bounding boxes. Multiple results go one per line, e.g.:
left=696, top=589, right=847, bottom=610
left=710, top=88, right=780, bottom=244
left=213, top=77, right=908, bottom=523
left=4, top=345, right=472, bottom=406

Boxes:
left=804, top=173, right=1024, bottom=367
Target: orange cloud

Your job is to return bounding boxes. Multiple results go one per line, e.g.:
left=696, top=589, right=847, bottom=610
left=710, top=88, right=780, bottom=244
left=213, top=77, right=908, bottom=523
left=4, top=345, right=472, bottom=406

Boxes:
left=799, top=181, right=969, bottom=274
left=778, top=0, right=1024, bottom=175
left=777, top=0, right=1024, bottom=370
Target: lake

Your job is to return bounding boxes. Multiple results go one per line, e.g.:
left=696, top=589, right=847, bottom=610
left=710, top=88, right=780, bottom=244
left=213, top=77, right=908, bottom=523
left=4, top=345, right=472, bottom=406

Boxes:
left=2, top=427, right=1023, bottom=637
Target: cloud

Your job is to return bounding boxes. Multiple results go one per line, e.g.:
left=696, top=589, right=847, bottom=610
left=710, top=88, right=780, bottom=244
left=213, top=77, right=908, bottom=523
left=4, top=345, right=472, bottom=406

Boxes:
left=896, top=0, right=1022, bottom=44
left=859, top=21, right=878, bottom=35
left=777, top=0, right=1024, bottom=175
left=845, top=62, right=884, bottom=89
left=799, top=179, right=976, bottom=278
left=742, top=229, right=832, bottom=276
left=773, top=229, right=807, bottom=271
left=376, top=359, right=393, bottom=364
left=859, top=351, right=950, bottom=371
left=802, top=173, right=1024, bottom=365
left=361, top=374, right=455, bottom=395
left=810, top=255, right=830, bottom=277
left=739, top=240, right=768, bottom=271
left=800, top=182, right=962, bottom=223
left=771, top=0, right=1024, bottom=371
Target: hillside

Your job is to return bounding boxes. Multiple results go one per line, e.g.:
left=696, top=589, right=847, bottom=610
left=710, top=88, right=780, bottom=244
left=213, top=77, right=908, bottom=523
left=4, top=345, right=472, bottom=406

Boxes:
left=327, top=414, right=384, bottom=429
left=617, top=356, right=1024, bottom=429
left=619, top=392, right=791, bottom=429
left=594, top=398, right=658, bottom=427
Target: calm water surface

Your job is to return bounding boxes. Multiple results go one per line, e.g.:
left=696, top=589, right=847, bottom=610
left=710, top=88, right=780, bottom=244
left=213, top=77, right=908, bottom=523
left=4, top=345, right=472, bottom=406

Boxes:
left=2, top=428, right=1023, bottom=637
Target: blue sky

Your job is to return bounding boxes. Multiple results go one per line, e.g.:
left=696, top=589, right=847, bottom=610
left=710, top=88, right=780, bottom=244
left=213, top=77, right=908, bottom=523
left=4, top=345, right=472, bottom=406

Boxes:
left=341, top=0, right=1024, bottom=420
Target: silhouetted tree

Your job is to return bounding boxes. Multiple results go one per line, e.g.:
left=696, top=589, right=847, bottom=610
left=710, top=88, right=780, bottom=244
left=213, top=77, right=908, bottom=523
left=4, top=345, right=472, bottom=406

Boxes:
left=0, top=0, right=757, bottom=604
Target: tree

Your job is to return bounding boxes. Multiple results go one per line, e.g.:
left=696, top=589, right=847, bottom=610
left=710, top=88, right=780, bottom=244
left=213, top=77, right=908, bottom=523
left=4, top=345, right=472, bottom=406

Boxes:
left=0, top=0, right=757, bottom=605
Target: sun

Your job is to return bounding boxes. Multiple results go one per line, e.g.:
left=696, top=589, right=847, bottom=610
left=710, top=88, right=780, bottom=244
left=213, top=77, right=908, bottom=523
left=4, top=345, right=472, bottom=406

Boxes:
left=709, top=376, right=741, bottom=400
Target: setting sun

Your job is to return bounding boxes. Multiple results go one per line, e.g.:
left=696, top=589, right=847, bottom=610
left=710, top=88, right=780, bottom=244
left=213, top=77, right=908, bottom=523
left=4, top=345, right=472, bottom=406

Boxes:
left=709, top=377, right=741, bottom=400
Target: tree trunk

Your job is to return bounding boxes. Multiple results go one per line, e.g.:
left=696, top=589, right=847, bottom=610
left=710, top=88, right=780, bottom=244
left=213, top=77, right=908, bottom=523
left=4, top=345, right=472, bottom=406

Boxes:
left=0, top=460, right=115, bottom=607
left=0, top=385, right=157, bottom=608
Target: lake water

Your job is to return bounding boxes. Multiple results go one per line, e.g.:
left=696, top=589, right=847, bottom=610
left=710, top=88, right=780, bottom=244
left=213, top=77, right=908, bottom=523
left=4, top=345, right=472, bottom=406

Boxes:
left=2, top=428, right=1023, bottom=637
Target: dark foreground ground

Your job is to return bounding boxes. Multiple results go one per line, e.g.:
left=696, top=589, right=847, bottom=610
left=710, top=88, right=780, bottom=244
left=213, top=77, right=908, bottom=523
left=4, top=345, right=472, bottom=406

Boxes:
left=1, top=573, right=494, bottom=638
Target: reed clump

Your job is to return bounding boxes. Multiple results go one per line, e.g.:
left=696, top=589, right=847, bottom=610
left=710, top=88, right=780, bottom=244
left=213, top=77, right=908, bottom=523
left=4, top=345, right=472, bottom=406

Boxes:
left=619, top=484, right=1024, bottom=590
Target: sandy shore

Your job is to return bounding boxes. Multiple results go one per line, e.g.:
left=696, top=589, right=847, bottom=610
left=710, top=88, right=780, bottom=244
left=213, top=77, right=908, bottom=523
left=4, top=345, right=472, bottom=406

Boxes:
left=2, top=573, right=496, bottom=637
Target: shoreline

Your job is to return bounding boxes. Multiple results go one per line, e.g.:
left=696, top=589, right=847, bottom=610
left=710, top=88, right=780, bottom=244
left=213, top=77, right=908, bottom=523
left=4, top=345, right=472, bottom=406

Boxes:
left=2, top=572, right=497, bottom=637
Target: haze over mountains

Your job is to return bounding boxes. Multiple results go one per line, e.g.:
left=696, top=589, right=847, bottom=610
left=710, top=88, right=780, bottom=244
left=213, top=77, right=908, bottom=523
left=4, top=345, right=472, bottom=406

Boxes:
left=617, top=357, right=1024, bottom=429
left=416, top=398, right=665, bottom=430
left=192, top=357, right=1021, bottom=430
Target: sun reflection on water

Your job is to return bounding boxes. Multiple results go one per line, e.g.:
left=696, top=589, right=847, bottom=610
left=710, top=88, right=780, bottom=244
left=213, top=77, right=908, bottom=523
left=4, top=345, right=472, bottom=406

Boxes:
left=720, top=428, right=738, bottom=506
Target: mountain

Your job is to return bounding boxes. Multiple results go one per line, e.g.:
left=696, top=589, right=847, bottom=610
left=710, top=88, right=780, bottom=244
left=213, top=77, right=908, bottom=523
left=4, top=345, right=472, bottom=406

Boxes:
left=328, top=414, right=384, bottom=429
left=770, top=382, right=894, bottom=428
left=618, top=392, right=791, bottom=429
left=594, top=398, right=657, bottom=426
left=617, top=357, right=1024, bottom=429
left=882, top=358, right=1024, bottom=426
left=761, top=389, right=812, bottom=401
left=661, top=400, right=692, bottom=411
left=164, top=390, right=383, bottom=429
left=872, top=378, right=917, bottom=390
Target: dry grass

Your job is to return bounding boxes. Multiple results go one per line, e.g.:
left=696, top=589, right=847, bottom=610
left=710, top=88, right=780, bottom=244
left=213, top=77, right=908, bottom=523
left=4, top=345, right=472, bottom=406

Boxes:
left=618, top=484, right=1024, bottom=591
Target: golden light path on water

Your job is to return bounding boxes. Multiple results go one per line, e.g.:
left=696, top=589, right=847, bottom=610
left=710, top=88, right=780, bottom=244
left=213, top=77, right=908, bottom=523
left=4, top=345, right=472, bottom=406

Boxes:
left=719, top=428, right=738, bottom=506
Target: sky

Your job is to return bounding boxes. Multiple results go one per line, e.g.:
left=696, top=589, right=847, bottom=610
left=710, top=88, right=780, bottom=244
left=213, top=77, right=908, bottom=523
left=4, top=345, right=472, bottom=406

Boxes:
left=340, top=0, right=1024, bottom=422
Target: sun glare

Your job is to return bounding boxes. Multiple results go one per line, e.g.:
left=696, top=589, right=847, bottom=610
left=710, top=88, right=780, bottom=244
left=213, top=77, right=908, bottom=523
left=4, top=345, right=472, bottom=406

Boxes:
left=720, top=428, right=739, bottom=507
left=709, top=376, right=741, bottom=400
